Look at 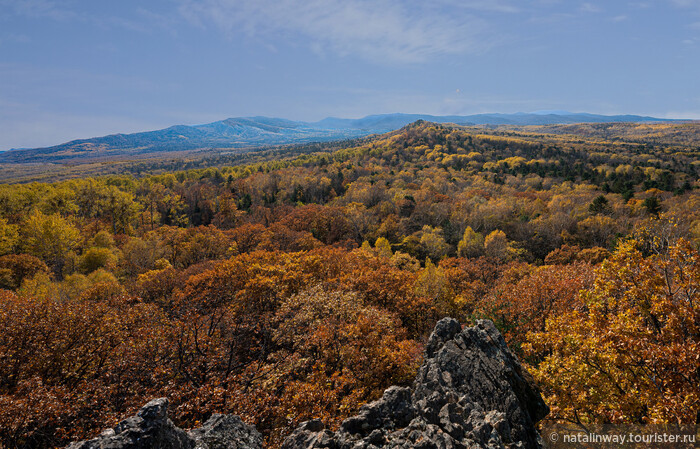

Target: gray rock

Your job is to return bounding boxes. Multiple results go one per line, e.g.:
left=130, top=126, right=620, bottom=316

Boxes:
left=67, top=318, right=548, bottom=449
left=66, top=398, right=262, bottom=449
left=189, top=414, right=263, bottom=449
left=282, top=319, right=548, bottom=449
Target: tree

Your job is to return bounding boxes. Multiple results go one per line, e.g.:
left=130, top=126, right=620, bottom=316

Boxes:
left=576, top=215, right=619, bottom=248
left=272, top=285, right=421, bottom=430
left=102, top=186, right=141, bottom=234
left=0, top=254, right=49, bottom=290
left=78, top=247, right=117, bottom=274
left=526, top=238, right=700, bottom=425
left=484, top=230, right=508, bottom=261
left=0, top=218, right=18, bottom=256
left=20, top=211, right=80, bottom=276
left=457, top=226, right=484, bottom=258
left=374, top=237, right=393, bottom=258
left=0, top=289, right=172, bottom=448
left=480, top=262, right=594, bottom=351
left=281, top=205, right=353, bottom=245
left=643, top=196, right=662, bottom=217
left=419, top=226, right=450, bottom=261
left=588, top=195, right=610, bottom=214
left=413, top=259, right=461, bottom=323
left=90, top=230, right=115, bottom=248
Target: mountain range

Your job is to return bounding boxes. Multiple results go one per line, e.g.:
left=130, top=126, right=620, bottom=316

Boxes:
left=0, top=112, right=681, bottom=163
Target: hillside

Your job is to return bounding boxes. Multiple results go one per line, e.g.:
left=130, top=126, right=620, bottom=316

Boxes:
left=0, top=117, right=371, bottom=164
left=0, top=112, right=682, bottom=165
left=0, top=121, right=698, bottom=448
left=2, top=120, right=699, bottom=184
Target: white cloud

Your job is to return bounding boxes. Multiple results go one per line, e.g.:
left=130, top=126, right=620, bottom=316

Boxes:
left=178, top=0, right=493, bottom=63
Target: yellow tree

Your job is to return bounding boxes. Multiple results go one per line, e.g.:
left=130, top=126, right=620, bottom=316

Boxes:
left=457, top=226, right=484, bottom=258
left=484, top=229, right=508, bottom=261
left=21, top=211, right=80, bottom=276
left=374, top=237, right=393, bottom=258
left=526, top=238, right=700, bottom=425
left=0, top=218, right=18, bottom=256
left=419, top=226, right=450, bottom=261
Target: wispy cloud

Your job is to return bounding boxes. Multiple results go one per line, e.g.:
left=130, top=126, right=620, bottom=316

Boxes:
left=178, top=0, right=496, bottom=63
left=668, top=0, right=700, bottom=14
left=430, top=0, right=520, bottom=14
left=0, top=1, right=178, bottom=36
left=668, top=0, right=700, bottom=32
left=0, top=0, right=80, bottom=21
left=579, top=3, right=601, bottom=13
left=528, top=12, right=574, bottom=24
left=628, top=1, right=652, bottom=8
left=669, top=0, right=700, bottom=7
left=0, top=33, right=31, bottom=47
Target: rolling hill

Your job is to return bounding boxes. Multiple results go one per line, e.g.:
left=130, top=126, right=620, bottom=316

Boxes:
left=0, top=112, right=681, bottom=164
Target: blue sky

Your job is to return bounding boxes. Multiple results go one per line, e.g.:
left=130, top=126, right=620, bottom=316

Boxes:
left=1, top=0, right=699, bottom=150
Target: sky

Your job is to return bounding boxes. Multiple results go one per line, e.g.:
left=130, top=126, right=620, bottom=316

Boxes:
left=1, top=0, right=700, bottom=150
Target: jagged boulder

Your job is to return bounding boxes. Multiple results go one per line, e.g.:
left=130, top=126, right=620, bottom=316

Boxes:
left=189, top=414, right=263, bottom=449
left=282, top=318, right=549, bottom=449
left=67, top=318, right=547, bottom=449
left=66, top=398, right=262, bottom=449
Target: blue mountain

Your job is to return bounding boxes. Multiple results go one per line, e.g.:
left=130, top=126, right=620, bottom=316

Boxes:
left=1, top=112, right=679, bottom=163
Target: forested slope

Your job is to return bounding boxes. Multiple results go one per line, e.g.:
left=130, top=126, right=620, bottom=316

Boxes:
left=0, top=121, right=698, bottom=448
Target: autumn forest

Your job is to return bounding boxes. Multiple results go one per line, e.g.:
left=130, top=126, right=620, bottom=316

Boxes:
left=0, top=121, right=699, bottom=448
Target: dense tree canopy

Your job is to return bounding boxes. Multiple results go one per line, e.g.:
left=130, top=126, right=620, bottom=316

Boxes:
left=0, top=121, right=698, bottom=448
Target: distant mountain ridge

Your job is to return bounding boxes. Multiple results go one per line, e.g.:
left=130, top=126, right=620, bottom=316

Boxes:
left=312, top=112, right=678, bottom=129
left=1, top=112, right=681, bottom=163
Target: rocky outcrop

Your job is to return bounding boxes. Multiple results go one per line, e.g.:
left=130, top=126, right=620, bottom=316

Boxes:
left=66, top=318, right=547, bottom=449
left=66, top=398, right=262, bottom=449
left=282, top=318, right=548, bottom=449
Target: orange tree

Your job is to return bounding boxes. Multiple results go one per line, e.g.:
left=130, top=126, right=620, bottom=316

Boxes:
left=526, top=238, right=700, bottom=425
left=478, top=262, right=594, bottom=353
left=0, top=290, right=173, bottom=448
left=164, top=249, right=423, bottom=446
left=268, top=285, right=421, bottom=444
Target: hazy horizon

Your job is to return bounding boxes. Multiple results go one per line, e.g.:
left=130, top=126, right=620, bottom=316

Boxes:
left=2, top=0, right=699, bottom=149
left=4, top=110, right=696, bottom=152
